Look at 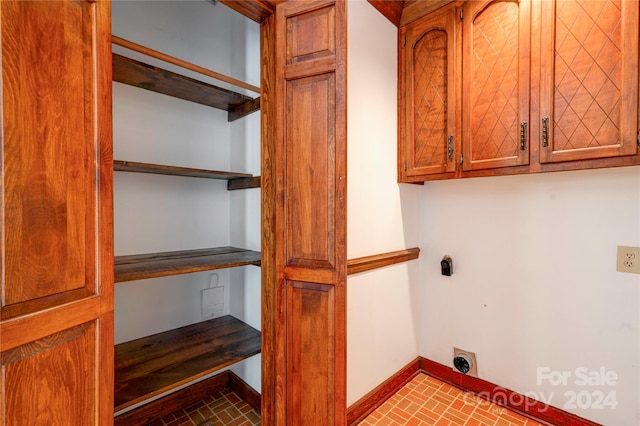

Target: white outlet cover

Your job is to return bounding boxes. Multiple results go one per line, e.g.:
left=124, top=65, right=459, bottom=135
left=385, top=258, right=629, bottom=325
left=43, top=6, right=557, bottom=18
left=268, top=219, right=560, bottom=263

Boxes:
left=616, top=246, right=640, bottom=274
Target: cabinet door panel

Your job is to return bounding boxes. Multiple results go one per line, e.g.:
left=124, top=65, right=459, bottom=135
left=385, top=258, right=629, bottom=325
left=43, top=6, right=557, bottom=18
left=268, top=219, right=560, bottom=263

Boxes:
left=539, top=0, right=638, bottom=163
left=2, top=323, right=97, bottom=425
left=463, top=0, right=530, bottom=170
left=400, top=7, right=458, bottom=179
left=0, top=1, right=113, bottom=423
left=285, top=73, right=336, bottom=270
left=2, top=0, right=96, bottom=308
left=285, top=281, right=335, bottom=425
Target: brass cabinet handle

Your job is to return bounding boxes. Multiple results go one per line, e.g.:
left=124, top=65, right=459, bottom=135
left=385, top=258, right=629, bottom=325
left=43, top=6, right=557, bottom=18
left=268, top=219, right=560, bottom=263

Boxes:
left=520, top=122, right=528, bottom=151
left=541, top=117, right=549, bottom=147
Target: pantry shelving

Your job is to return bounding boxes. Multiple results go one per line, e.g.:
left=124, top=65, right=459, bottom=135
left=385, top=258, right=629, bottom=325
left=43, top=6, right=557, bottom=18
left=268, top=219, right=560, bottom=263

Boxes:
left=114, top=315, right=261, bottom=412
left=112, top=27, right=261, bottom=415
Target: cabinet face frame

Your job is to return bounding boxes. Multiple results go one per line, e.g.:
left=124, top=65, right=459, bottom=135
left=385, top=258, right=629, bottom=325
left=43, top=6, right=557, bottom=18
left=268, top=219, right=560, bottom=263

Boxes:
left=538, top=0, right=639, bottom=163
left=399, top=5, right=459, bottom=179
left=462, top=0, right=531, bottom=171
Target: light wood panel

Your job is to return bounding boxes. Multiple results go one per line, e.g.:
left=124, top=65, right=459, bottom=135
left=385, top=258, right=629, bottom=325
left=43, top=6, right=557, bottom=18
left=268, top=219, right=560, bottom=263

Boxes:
left=0, top=1, right=113, bottom=423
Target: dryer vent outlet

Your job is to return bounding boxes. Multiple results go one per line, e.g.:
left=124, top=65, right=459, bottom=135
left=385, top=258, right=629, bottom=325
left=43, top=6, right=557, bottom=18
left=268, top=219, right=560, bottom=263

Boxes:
left=453, top=347, right=478, bottom=377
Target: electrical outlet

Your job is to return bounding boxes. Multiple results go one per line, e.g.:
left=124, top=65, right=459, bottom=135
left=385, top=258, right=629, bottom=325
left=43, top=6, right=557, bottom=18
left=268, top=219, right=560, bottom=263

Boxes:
left=617, top=246, right=640, bottom=274
left=453, top=347, right=478, bottom=377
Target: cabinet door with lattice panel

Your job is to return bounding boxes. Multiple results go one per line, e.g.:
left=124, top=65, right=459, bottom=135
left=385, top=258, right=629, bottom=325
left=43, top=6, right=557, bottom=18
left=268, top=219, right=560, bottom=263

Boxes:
left=539, top=0, right=638, bottom=163
left=399, top=4, right=458, bottom=181
left=462, top=0, right=531, bottom=171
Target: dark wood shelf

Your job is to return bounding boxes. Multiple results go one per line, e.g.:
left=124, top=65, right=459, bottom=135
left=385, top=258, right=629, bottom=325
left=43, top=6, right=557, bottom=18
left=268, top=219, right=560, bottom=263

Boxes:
left=112, top=53, right=260, bottom=122
left=115, top=247, right=261, bottom=283
left=114, top=315, right=261, bottom=412
left=113, top=160, right=260, bottom=190
left=347, top=248, right=420, bottom=275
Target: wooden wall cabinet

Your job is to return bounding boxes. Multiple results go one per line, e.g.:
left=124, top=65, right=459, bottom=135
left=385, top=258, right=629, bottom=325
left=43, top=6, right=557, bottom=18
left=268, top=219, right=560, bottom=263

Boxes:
left=537, top=0, right=639, bottom=164
left=462, top=0, right=531, bottom=171
left=400, top=0, right=531, bottom=181
left=399, top=5, right=459, bottom=179
left=400, top=0, right=640, bottom=182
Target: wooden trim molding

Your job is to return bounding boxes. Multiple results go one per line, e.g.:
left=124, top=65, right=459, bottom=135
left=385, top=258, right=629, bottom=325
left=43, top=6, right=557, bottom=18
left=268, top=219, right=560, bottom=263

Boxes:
left=347, top=358, right=422, bottom=425
left=229, top=371, right=262, bottom=414
left=219, top=0, right=278, bottom=24
left=347, top=248, right=420, bottom=275
left=114, top=372, right=230, bottom=425
left=346, top=357, right=602, bottom=426
left=400, top=0, right=455, bottom=27
left=418, top=358, right=601, bottom=426
left=367, top=0, right=403, bottom=27
left=114, top=370, right=260, bottom=426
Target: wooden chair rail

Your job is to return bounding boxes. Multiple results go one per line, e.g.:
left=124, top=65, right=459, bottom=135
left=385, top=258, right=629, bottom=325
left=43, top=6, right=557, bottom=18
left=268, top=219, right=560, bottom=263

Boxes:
left=347, top=248, right=420, bottom=275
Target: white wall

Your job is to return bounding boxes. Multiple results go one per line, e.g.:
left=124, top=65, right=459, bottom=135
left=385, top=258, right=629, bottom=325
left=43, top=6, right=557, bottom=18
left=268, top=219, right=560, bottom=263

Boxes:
left=346, top=4, right=639, bottom=424
left=418, top=166, right=640, bottom=425
left=228, top=13, right=262, bottom=393
left=112, top=0, right=261, bottom=408
left=346, top=0, right=422, bottom=406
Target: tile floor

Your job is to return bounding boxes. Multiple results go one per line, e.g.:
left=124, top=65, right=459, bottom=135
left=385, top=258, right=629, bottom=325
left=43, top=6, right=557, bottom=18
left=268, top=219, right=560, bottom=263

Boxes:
left=358, top=374, right=545, bottom=426
left=147, top=388, right=261, bottom=426
left=148, top=374, right=545, bottom=426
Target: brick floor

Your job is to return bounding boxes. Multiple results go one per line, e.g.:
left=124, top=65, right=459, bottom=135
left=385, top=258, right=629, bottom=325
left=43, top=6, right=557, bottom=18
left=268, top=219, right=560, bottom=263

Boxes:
left=358, top=374, right=545, bottom=426
left=146, top=388, right=260, bottom=426
left=146, top=373, right=546, bottom=426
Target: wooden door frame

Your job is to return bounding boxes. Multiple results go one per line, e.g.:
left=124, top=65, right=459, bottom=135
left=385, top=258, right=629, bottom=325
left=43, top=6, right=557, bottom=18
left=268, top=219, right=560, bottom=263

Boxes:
left=217, top=3, right=277, bottom=422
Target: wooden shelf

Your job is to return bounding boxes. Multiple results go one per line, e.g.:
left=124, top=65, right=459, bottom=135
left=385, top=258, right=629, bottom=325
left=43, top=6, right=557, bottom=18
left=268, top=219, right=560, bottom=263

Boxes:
left=114, top=247, right=261, bottom=283
left=112, top=53, right=260, bottom=122
left=114, top=315, right=261, bottom=412
left=113, top=160, right=260, bottom=190
left=347, top=248, right=420, bottom=275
